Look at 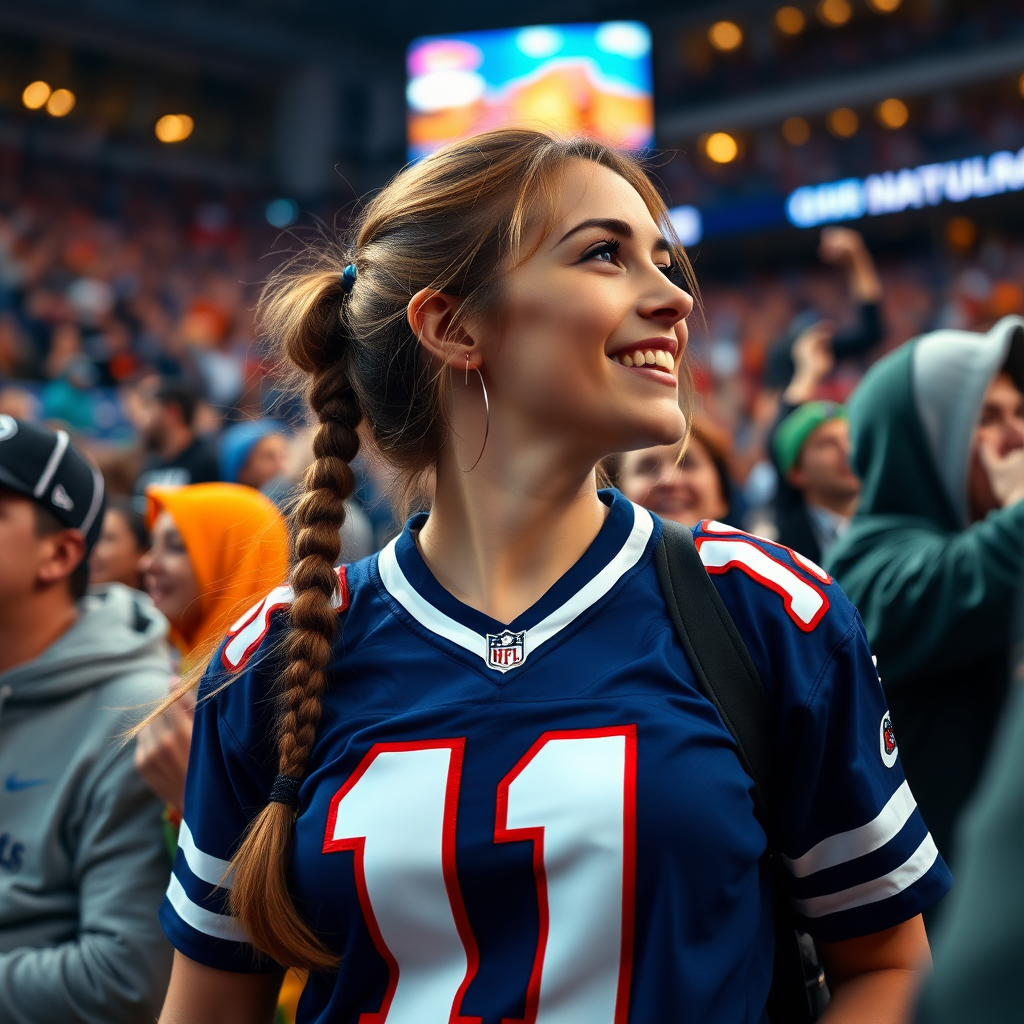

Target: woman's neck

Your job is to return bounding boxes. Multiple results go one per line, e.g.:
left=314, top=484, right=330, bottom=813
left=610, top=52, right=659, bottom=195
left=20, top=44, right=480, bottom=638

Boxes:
left=417, top=444, right=608, bottom=625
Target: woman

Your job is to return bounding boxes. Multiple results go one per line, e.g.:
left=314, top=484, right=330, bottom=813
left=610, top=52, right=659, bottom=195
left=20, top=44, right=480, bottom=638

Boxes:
left=89, top=497, right=150, bottom=590
left=140, top=482, right=290, bottom=665
left=135, top=482, right=290, bottom=813
left=617, top=416, right=733, bottom=528
left=157, top=130, right=948, bottom=1024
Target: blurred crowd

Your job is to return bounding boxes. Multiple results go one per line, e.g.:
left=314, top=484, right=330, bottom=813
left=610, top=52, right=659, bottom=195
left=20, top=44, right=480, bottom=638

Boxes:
left=5, top=140, right=1024, bottom=1024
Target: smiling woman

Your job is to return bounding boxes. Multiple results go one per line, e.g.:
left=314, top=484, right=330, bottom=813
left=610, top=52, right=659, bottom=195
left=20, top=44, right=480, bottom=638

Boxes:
left=155, top=129, right=947, bottom=1024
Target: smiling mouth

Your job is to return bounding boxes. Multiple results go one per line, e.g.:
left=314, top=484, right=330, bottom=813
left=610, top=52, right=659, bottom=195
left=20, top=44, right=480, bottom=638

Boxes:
left=610, top=348, right=675, bottom=372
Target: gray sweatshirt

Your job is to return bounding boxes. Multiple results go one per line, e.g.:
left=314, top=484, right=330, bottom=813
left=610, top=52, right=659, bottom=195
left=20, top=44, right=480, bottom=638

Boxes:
left=0, top=584, right=174, bottom=1023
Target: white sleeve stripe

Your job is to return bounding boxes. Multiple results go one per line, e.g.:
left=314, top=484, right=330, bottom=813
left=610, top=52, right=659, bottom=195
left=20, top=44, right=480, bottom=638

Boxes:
left=784, top=779, right=918, bottom=878
left=166, top=874, right=249, bottom=943
left=179, top=820, right=235, bottom=890
left=794, top=832, right=939, bottom=919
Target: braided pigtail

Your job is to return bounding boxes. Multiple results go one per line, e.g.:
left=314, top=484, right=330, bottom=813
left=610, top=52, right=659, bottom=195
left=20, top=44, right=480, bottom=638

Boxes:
left=229, top=269, right=361, bottom=971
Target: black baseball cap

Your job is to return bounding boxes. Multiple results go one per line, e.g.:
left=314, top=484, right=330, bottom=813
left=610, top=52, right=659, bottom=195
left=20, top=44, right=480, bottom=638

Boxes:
left=0, top=416, right=106, bottom=553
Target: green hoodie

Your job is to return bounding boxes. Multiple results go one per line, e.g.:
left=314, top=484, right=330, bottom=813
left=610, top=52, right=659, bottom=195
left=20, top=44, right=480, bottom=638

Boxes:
left=827, top=315, right=1024, bottom=865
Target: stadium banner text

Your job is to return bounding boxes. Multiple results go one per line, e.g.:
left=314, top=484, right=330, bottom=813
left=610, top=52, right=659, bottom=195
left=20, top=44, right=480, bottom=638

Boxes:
left=786, top=147, right=1024, bottom=229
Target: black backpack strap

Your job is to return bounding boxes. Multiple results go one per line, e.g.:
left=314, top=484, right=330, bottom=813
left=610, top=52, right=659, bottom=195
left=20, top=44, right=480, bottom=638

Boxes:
left=655, top=520, right=828, bottom=1022
left=654, top=519, right=776, bottom=837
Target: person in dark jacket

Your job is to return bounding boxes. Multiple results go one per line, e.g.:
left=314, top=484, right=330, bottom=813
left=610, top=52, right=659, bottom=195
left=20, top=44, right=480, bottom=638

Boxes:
left=828, top=315, right=1024, bottom=866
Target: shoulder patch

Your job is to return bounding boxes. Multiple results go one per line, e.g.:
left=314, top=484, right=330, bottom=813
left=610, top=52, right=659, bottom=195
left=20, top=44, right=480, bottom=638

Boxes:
left=695, top=530, right=829, bottom=632
left=698, top=519, right=832, bottom=583
left=221, top=566, right=350, bottom=672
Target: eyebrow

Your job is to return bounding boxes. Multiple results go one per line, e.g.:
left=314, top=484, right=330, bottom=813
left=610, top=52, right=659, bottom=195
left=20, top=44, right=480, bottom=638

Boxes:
left=555, top=217, right=671, bottom=252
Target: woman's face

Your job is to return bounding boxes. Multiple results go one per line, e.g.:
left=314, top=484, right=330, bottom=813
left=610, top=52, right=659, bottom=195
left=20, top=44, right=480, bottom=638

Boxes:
left=89, top=508, right=146, bottom=589
left=139, top=510, right=202, bottom=636
left=618, top=436, right=729, bottom=528
left=472, top=159, right=693, bottom=463
left=238, top=434, right=288, bottom=490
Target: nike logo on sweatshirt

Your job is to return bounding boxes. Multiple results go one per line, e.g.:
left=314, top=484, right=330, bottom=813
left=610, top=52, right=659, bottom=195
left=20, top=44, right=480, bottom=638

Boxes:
left=4, top=774, right=48, bottom=792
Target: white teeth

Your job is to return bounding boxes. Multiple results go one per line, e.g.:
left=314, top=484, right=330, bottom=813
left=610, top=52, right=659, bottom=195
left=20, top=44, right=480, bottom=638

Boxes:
left=610, top=349, right=674, bottom=370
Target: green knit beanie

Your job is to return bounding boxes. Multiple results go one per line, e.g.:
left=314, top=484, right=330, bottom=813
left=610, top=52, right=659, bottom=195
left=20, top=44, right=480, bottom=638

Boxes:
left=773, top=401, right=846, bottom=475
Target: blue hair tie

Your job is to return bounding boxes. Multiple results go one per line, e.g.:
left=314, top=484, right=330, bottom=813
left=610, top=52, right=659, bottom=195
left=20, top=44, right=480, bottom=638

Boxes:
left=341, top=263, right=358, bottom=294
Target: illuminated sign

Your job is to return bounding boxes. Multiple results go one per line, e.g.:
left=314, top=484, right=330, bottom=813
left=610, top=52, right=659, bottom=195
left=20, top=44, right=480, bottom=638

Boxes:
left=786, top=147, right=1024, bottom=228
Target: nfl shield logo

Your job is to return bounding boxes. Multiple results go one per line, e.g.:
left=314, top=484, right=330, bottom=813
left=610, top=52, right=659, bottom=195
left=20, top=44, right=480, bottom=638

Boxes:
left=487, top=630, right=526, bottom=673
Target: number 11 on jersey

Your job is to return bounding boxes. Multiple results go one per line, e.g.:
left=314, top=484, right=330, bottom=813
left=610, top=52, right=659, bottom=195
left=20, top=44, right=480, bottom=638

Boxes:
left=323, top=727, right=636, bottom=1024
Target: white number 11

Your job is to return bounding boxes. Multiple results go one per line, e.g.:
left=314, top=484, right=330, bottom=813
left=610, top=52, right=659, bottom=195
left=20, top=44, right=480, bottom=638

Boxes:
left=323, top=727, right=636, bottom=1024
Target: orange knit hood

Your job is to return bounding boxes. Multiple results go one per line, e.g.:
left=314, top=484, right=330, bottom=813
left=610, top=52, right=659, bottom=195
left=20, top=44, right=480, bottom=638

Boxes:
left=145, top=482, right=290, bottom=658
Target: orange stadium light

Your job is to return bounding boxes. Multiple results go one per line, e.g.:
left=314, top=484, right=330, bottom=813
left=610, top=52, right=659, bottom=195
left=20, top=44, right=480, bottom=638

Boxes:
left=155, top=114, right=195, bottom=143
left=827, top=107, right=859, bottom=137
left=708, top=21, right=743, bottom=52
left=704, top=132, right=739, bottom=163
left=46, top=89, right=75, bottom=117
left=817, top=0, right=852, bottom=27
left=867, top=0, right=902, bottom=11
left=22, top=81, right=51, bottom=110
left=775, top=7, right=807, bottom=35
left=876, top=97, right=909, bottom=129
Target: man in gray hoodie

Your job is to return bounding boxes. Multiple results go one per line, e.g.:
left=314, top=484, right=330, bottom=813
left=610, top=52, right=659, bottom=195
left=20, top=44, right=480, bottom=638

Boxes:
left=0, top=417, right=173, bottom=1023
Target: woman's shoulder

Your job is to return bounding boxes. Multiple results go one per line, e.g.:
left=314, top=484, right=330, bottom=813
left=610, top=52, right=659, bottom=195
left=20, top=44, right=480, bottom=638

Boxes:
left=689, top=519, right=864, bottom=701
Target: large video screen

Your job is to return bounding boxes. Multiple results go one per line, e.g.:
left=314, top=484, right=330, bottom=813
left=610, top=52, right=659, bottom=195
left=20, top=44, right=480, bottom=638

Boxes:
left=406, top=22, right=654, bottom=161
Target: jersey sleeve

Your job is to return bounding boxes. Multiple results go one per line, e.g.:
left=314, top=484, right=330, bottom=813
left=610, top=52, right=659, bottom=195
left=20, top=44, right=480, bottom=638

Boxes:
left=776, top=613, right=952, bottom=942
left=158, top=625, right=282, bottom=973
left=693, top=521, right=953, bottom=942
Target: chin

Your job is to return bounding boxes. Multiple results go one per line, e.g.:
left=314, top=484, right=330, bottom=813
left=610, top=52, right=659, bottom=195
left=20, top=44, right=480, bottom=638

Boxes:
left=606, top=403, right=686, bottom=452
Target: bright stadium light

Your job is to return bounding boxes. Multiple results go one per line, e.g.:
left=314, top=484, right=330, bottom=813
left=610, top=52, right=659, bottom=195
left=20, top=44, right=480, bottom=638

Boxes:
left=817, top=0, right=852, bottom=27
left=775, top=7, right=807, bottom=35
left=46, top=89, right=75, bottom=117
left=22, top=81, right=51, bottom=110
left=155, top=114, right=195, bottom=143
left=705, top=132, right=739, bottom=163
left=708, top=21, right=743, bottom=52
left=867, top=0, right=901, bottom=11
left=876, top=98, right=909, bottom=129
left=668, top=205, right=703, bottom=246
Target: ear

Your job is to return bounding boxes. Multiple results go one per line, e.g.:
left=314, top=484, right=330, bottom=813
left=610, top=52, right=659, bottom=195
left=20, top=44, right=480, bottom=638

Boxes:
left=37, top=529, right=87, bottom=590
left=786, top=464, right=807, bottom=491
left=407, top=288, right=483, bottom=372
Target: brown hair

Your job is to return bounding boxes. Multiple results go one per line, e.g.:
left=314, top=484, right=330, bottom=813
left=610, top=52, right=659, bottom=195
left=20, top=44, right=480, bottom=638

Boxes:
left=232, top=128, right=697, bottom=970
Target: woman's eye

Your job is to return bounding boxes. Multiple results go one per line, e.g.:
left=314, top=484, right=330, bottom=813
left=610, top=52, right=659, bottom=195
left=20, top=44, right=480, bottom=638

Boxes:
left=582, top=239, right=621, bottom=265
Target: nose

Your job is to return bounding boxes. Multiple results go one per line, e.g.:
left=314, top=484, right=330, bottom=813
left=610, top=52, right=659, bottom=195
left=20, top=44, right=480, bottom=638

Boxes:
left=640, top=268, right=694, bottom=330
left=1005, top=416, right=1024, bottom=453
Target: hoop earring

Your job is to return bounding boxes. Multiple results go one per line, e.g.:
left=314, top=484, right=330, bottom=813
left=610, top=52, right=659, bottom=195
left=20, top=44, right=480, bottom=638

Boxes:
left=462, top=356, right=490, bottom=473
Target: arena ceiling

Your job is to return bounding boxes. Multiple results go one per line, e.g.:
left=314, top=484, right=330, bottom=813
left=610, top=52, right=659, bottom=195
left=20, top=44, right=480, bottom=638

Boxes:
left=0, top=0, right=758, bottom=76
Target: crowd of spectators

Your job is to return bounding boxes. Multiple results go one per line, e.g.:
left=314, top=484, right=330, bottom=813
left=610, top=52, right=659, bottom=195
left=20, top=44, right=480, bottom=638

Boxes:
left=0, top=144, right=1022, bottom=550
left=4, top=138, right=1024, bottom=1022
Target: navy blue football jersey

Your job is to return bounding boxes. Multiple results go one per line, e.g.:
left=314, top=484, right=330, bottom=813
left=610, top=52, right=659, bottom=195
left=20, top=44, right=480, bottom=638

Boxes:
left=160, top=489, right=951, bottom=1024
